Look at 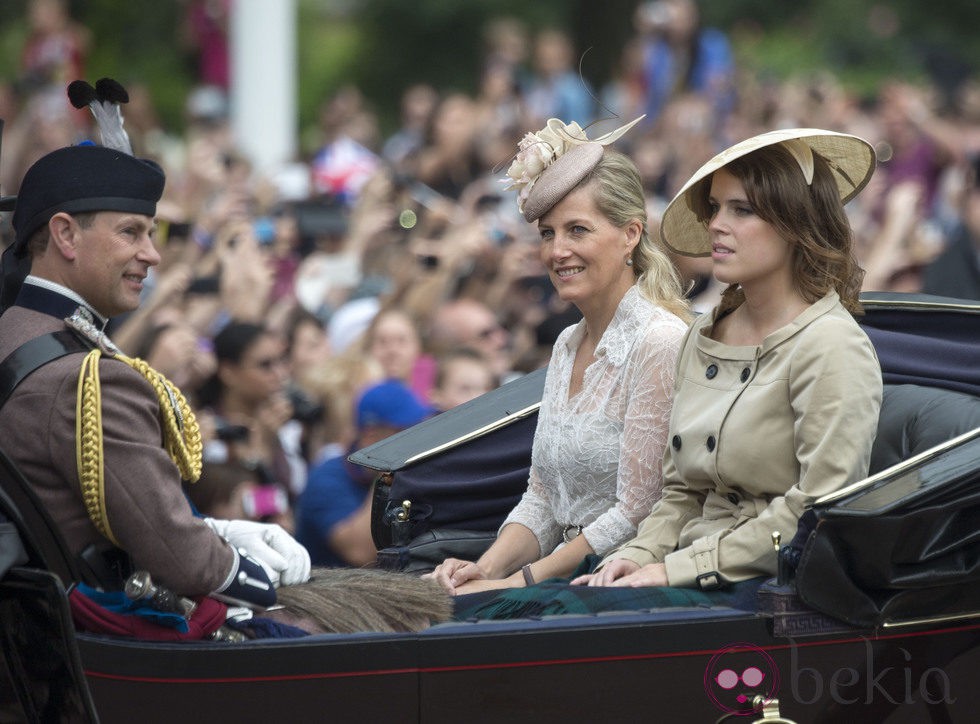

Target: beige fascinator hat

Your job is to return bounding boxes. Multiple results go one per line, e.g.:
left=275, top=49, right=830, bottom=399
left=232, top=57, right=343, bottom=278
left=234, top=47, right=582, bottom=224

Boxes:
left=660, top=128, right=877, bottom=257
left=504, top=115, right=645, bottom=222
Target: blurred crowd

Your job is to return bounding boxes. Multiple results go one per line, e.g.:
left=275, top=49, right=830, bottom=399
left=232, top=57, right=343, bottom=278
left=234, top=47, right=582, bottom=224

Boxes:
left=2, top=0, right=978, bottom=566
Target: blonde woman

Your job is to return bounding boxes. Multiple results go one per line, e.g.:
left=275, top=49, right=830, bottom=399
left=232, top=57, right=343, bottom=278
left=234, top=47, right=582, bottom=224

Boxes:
left=427, top=117, right=691, bottom=594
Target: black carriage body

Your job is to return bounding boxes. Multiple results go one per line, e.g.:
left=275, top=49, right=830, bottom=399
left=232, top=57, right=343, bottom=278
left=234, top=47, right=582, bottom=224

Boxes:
left=2, top=293, right=979, bottom=723
left=70, top=608, right=980, bottom=723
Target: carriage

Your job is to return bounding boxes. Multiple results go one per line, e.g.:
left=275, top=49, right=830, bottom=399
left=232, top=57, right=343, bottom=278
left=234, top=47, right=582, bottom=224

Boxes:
left=2, top=292, right=978, bottom=723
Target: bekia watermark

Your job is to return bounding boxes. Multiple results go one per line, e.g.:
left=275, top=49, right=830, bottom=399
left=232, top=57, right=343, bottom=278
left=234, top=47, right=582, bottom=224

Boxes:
left=789, top=639, right=954, bottom=707
left=704, top=640, right=955, bottom=716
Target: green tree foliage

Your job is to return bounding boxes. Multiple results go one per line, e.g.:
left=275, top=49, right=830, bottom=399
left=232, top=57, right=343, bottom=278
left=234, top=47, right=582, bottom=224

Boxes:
left=81, top=0, right=192, bottom=127
left=706, top=0, right=980, bottom=101
left=345, top=0, right=563, bottom=128
left=0, top=0, right=192, bottom=129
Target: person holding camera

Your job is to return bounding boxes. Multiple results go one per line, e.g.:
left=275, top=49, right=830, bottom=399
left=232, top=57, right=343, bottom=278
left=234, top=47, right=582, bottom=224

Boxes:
left=196, top=320, right=308, bottom=529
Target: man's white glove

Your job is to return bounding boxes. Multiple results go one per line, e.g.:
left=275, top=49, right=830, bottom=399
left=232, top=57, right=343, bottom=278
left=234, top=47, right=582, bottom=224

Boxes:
left=204, top=518, right=311, bottom=587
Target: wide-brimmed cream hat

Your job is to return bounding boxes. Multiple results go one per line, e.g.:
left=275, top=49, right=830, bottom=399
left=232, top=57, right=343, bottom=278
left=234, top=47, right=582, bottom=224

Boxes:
left=660, top=128, right=876, bottom=256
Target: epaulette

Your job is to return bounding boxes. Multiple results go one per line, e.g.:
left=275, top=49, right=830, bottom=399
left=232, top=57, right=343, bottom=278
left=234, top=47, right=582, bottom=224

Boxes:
left=65, top=306, right=120, bottom=355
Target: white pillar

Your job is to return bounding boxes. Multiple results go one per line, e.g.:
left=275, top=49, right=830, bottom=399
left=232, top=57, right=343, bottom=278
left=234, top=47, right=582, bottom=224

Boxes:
left=230, top=0, right=297, bottom=176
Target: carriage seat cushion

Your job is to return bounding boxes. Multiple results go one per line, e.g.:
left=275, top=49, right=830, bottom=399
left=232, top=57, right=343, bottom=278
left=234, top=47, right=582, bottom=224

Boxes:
left=869, top=384, right=980, bottom=475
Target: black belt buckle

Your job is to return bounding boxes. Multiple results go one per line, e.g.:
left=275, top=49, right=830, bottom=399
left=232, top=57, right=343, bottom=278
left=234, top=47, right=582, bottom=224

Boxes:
left=696, top=571, right=721, bottom=590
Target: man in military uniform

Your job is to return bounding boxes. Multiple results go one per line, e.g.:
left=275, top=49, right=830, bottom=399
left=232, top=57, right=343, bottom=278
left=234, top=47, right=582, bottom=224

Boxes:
left=0, top=121, right=309, bottom=609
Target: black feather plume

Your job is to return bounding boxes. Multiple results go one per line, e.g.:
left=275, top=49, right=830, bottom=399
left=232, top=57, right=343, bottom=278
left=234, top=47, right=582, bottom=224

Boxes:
left=67, top=80, right=97, bottom=109
left=95, top=77, right=129, bottom=105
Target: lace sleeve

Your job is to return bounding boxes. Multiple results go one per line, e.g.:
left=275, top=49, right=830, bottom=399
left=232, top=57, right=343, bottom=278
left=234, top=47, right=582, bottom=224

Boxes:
left=499, top=463, right=560, bottom=557
left=499, top=356, right=565, bottom=556
left=581, top=319, right=683, bottom=555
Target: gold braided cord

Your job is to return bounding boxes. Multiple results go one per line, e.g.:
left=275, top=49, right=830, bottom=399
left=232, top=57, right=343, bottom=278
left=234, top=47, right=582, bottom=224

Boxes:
left=77, top=349, right=119, bottom=546
left=75, top=350, right=204, bottom=546
left=114, top=352, right=203, bottom=483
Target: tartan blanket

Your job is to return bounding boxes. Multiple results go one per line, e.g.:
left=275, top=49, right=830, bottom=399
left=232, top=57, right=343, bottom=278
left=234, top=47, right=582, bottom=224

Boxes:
left=452, top=556, right=764, bottom=621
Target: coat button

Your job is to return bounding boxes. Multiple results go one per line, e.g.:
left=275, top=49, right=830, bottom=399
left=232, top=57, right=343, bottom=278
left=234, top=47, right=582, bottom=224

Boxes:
left=672, top=435, right=682, bottom=451
left=706, top=435, right=716, bottom=452
left=727, top=492, right=739, bottom=504
left=705, top=364, right=718, bottom=379
left=740, top=367, right=751, bottom=383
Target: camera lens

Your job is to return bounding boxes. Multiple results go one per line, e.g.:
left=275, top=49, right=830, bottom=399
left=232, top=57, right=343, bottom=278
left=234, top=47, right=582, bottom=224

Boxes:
left=288, top=387, right=324, bottom=424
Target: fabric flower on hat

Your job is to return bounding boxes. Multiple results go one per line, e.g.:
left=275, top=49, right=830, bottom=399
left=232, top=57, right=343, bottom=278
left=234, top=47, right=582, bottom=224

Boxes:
left=503, top=116, right=645, bottom=215
left=505, top=119, right=585, bottom=212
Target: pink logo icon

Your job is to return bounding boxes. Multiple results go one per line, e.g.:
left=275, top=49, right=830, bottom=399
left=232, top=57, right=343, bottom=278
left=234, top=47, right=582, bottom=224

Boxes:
left=704, top=642, right=780, bottom=715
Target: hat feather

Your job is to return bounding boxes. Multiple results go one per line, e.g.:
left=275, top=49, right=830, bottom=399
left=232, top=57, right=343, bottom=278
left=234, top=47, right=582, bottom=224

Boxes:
left=780, top=138, right=815, bottom=185
left=95, top=77, right=129, bottom=105
left=67, top=80, right=98, bottom=109
left=67, top=77, right=133, bottom=155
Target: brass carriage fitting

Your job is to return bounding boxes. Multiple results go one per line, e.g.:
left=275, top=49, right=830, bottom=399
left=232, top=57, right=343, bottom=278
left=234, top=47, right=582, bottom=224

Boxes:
left=396, top=500, right=412, bottom=522
left=751, top=696, right=798, bottom=723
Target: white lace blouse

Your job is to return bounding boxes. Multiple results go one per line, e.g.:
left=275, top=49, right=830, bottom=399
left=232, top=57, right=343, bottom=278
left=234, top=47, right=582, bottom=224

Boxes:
left=501, top=285, right=687, bottom=557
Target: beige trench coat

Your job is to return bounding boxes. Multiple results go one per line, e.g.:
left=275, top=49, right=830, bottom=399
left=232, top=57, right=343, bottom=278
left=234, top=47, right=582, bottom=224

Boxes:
left=602, top=291, right=883, bottom=587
